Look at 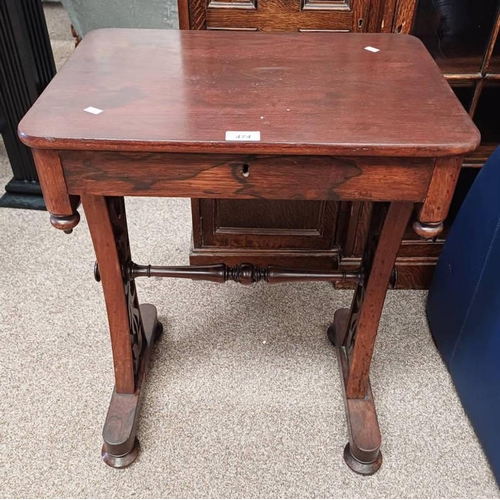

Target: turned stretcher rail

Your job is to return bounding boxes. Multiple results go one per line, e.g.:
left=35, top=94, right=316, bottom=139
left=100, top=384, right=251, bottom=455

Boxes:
left=95, top=262, right=363, bottom=285
left=129, top=263, right=362, bottom=284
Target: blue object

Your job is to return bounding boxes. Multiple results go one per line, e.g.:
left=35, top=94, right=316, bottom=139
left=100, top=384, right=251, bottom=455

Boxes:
left=427, top=146, right=500, bottom=484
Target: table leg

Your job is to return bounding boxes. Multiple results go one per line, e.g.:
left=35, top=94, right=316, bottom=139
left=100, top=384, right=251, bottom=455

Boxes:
left=328, top=202, right=413, bottom=475
left=82, top=195, right=163, bottom=468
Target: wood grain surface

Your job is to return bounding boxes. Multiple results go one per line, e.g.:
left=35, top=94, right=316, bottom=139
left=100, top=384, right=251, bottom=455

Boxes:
left=31, top=149, right=77, bottom=216
left=418, top=155, right=464, bottom=223
left=19, top=29, right=479, bottom=157
left=81, top=195, right=135, bottom=394
left=61, top=151, right=434, bottom=201
left=346, top=201, right=414, bottom=398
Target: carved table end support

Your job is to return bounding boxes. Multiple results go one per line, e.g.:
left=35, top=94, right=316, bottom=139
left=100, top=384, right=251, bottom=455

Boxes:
left=328, top=309, right=382, bottom=475
left=102, top=304, right=163, bottom=468
left=325, top=201, right=413, bottom=475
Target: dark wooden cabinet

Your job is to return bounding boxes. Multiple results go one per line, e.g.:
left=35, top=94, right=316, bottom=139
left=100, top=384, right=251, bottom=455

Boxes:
left=179, top=0, right=500, bottom=288
left=180, top=0, right=419, bottom=277
left=181, top=0, right=409, bottom=273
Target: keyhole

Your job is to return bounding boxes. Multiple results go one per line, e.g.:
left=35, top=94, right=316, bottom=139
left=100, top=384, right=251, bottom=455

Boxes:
left=242, top=164, right=250, bottom=177
left=358, top=18, right=363, bottom=28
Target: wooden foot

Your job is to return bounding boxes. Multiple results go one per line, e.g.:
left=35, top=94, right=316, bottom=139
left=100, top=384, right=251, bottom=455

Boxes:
left=343, top=443, right=382, bottom=476
left=102, top=438, right=140, bottom=468
left=329, top=308, right=383, bottom=476
left=101, top=304, right=162, bottom=468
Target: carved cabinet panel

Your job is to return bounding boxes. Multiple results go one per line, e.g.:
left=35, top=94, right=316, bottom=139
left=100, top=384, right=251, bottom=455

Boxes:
left=181, top=0, right=387, bottom=31
left=206, top=0, right=356, bottom=32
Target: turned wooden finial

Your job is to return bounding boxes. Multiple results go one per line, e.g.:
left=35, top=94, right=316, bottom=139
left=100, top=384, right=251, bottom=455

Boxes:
left=412, top=220, right=443, bottom=240
left=50, top=212, right=81, bottom=233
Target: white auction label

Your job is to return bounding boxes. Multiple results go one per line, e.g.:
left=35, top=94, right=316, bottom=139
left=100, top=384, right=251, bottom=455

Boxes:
left=225, top=131, right=261, bottom=141
left=84, top=106, right=103, bottom=115
left=364, top=46, right=380, bottom=53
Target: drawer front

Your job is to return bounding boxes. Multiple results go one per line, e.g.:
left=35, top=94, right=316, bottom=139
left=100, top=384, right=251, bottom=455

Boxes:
left=61, top=151, right=433, bottom=202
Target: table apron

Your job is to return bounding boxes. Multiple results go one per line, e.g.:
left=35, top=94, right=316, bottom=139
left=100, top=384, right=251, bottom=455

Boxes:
left=61, top=151, right=434, bottom=202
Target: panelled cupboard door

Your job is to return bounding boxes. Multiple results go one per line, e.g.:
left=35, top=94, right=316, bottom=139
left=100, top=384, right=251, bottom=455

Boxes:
left=191, top=198, right=340, bottom=271
left=181, top=0, right=387, bottom=32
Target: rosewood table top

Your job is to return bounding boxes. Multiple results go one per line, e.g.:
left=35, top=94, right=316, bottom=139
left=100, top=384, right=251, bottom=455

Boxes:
left=19, top=29, right=479, bottom=157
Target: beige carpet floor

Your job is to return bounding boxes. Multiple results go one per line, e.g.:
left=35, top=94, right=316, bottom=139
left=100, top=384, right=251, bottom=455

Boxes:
left=0, top=4, right=499, bottom=498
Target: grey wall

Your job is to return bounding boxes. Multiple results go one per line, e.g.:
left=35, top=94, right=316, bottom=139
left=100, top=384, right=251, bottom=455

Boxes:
left=60, top=0, right=179, bottom=38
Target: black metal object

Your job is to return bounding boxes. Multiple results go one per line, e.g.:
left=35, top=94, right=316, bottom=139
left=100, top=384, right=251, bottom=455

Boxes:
left=0, top=0, right=57, bottom=210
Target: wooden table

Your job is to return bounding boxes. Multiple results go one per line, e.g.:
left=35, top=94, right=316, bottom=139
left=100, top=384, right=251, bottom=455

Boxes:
left=19, top=29, right=479, bottom=474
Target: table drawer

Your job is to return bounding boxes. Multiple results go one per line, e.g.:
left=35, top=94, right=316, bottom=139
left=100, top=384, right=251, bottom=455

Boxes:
left=61, top=151, right=433, bottom=202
